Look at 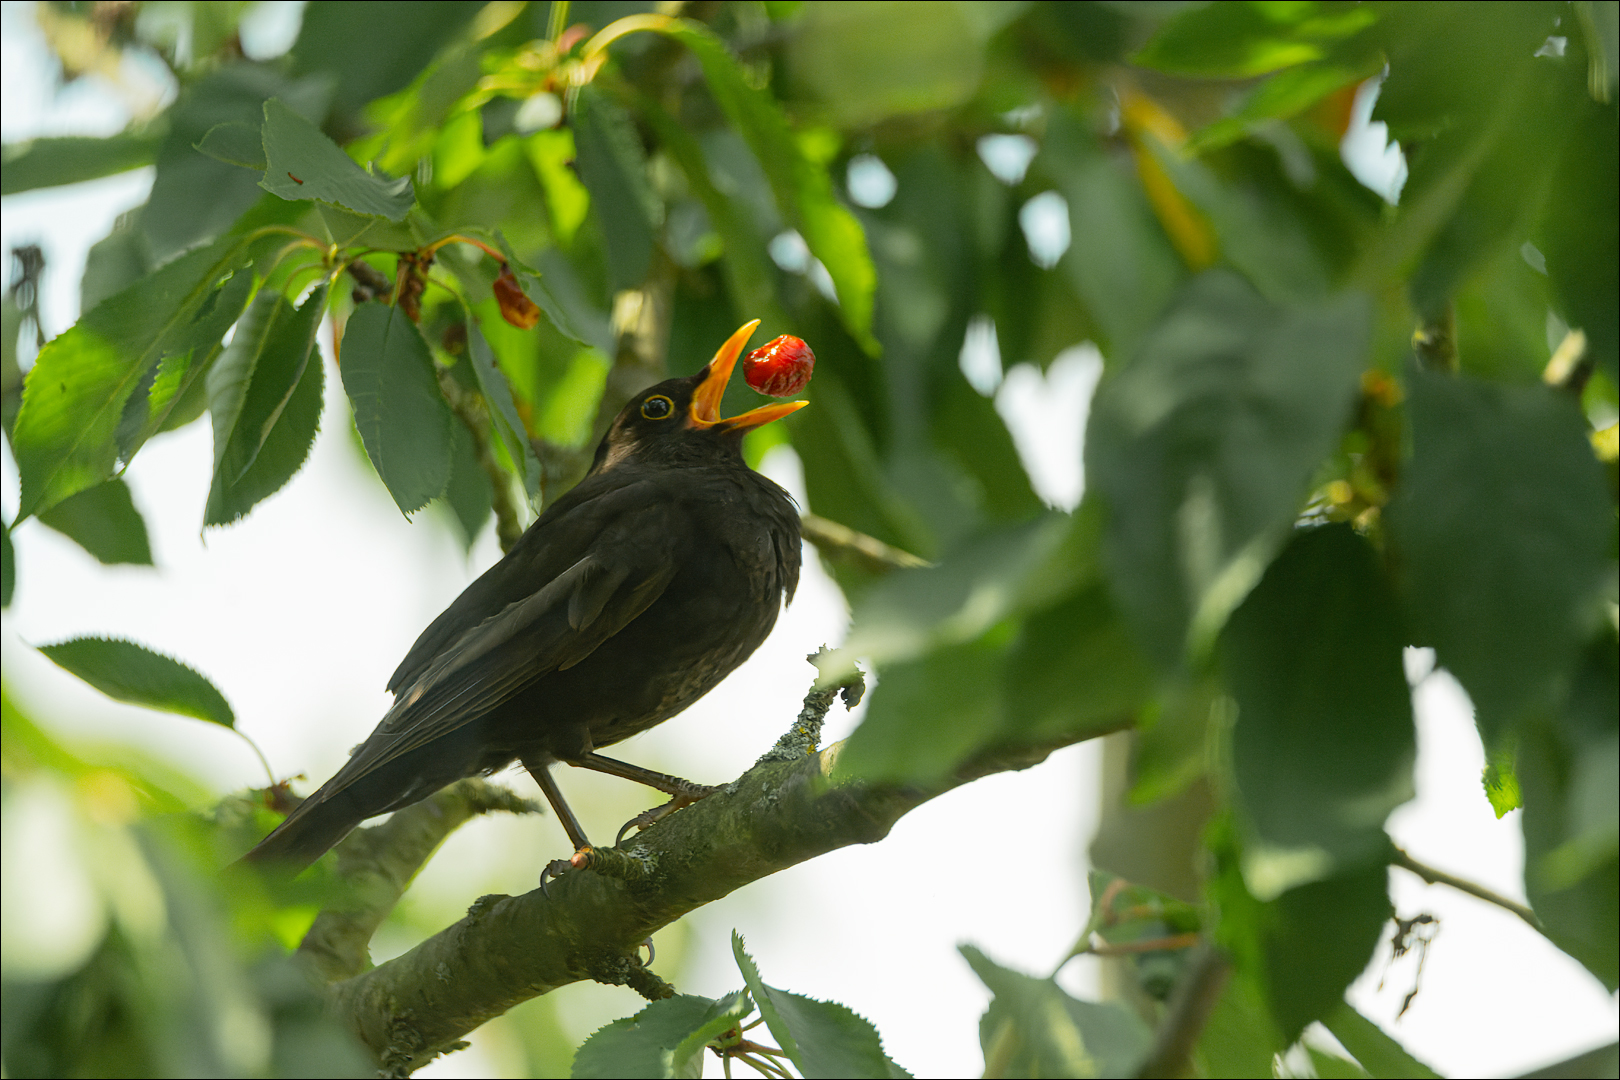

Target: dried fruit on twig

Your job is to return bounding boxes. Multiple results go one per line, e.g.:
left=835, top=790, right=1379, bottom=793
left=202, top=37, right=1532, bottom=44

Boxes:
left=494, top=264, right=540, bottom=329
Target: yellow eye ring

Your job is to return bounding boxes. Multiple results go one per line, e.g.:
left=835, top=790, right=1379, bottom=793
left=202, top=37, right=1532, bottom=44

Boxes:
left=641, top=394, right=675, bottom=420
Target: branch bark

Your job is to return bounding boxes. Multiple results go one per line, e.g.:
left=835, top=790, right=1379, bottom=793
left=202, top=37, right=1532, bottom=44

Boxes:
left=312, top=675, right=1122, bottom=1074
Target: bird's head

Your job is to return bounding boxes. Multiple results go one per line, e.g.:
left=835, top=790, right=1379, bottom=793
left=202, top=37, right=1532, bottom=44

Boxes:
left=591, top=320, right=808, bottom=471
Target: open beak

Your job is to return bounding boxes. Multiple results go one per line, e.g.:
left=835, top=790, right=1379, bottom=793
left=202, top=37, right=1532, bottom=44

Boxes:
left=688, top=320, right=810, bottom=432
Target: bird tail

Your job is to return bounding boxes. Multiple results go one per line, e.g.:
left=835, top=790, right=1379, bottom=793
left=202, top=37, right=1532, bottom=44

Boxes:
left=236, top=789, right=364, bottom=871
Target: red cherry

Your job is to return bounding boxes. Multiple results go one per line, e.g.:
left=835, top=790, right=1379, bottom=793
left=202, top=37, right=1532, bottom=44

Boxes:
left=743, top=335, right=815, bottom=397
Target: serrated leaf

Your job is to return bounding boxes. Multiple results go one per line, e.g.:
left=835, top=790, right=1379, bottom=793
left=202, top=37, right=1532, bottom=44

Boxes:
left=466, top=321, right=541, bottom=504
left=571, top=994, right=742, bottom=1079
left=733, top=933, right=906, bottom=1079
left=1, top=128, right=164, bottom=195
left=39, top=637, right=234, bottom=727
left=962, top=944, right=1151, bottom=1079
left=11, top=239, right=250, bottom=520
left=37, top=478, right=154, bottom=566
left=1386, top=370, right=1611, bottom=741
left=339, top=303, right=452, bottom=514
left=204, top=297, right=325, bottom=527
left=1223, top=525, right=1414, bottom=898
left=206, top=285, right=326, bottom=485
left=259, top=98, right=414, bottom=221
left=1085, top=272, right=1369, bottom=669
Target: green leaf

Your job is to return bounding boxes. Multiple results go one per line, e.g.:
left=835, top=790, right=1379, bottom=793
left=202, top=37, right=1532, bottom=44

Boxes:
left=1538, top=90, right=1619, bottom=386
left=1386, top=370, right=1611, bottom=741
left=0, top=128, right=165, bottom=195
left=1002, top=584, right=1155, bottom=744
left=11, top=239, right=250, bottom=520
left=571, top=993, right=747, bottom=1079
left=961, top=944, right=1152, bottom=1079
left=81, top=218, right=153, bottom=316
left=204, top=288, right=327, bottom=527
left=37, top=478, right=154, bottom=566
left=288, top=1, right=481, bottom=120
left=1321, top=1002, right=1441, bottom=1080
left=1133, top=2, right=1377, bottom=78
left=1086, top=272, right=1370, bottom=668
left=733, top=934, right=906, bottom=1079
left=259, top=99, right=414, bottom=221
left=466, top=321, right=541, bottom=505
left=1, top=516, right=14, bottom=608
left=572, top=86, right=660, bottom=293
left=658, top=20, right=878, bottom=352
left=39, top=637, right=235, bottom=727
left=1188, top=63, right=1373, bottom=153
left=1195, top=972, right=1285, bottom=1079
left=1483, top=743, right=1524, bottom=818
left=1223, top=525, right=1414, bottom=898
left=1035, top=108, right=1184, bottom=364
left=439, top=415, right=492, bottom=551
left=339, top=303, right=453, bottom=514
left=195, top=121, right=267, bottom=170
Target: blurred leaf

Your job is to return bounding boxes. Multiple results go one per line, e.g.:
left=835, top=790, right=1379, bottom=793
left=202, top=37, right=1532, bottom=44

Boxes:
left=1086, top=272, right=1369, bottom=669
left=1189, top=63, right=1373, bottom=153
left=733, top=934, right=906, bottom=1079
left=526, top=129, right=590, bottom=247
left=660, top=19, right=879, bottom=351
left=1387, top=370, right=1611, bottom=741
left=1195, top=971, right=1285, bottom=1078
left=1223, top=525, right=1414, bottom=898
left=259, top=99, right=415, bottom=220
left=1003, top=584, right=1154, bottom=744
left=37, top=478, right=153, bottom=566
left=1483, top=743, right=1524, bottom=818
left=0, top=127, right=165, bottom=196
left=204, top=287, right=328, bottom=527
left=80, top=218, right=152, bottom=316
left=573, top=85, right=660, bottom=293
left=194, top=120, right=266, bottom=170
left=339, top=303, right=454, bottom=514
left=1, top=516, right=13, bottom=607
left=1538, top=91, right=1619, bottom=385
left=1209, top=819, right=1391, bottom=1044
left=1519, top=634, right=1620, bottom=990
left=786, top=2, right=991, bottom=127
left=1037, top=109, right=1183, bottom=362
left=1321, top=1001, right=1442, bottom=1080
left=1133, top=1, right=1376, bottom=78
left=289, top=1, right=481, bottom=121
left=962, top=944, right=1151, bottom=1079
left=39, top=637, right=235, bottom=728
left=11, top=239, right=250, bottom=520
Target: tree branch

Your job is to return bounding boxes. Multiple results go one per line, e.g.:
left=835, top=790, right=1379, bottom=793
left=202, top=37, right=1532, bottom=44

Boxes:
left=1134, top=944, right=1231, bottom=1080
left=316, top=672, right=1123, bottom=1074
left=1391, top=847, right=1543, bottom=932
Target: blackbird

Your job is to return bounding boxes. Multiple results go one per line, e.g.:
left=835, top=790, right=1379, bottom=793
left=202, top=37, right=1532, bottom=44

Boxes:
left=243, top=320, right=805, bottom=870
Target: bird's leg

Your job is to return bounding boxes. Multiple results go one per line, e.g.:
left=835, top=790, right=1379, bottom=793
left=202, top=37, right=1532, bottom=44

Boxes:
left=523, top=756, right=593, bottom=893
left=568, top=753, right=718, bottom=843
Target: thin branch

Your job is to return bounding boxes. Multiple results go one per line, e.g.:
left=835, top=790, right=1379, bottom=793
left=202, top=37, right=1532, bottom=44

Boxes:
left=320, top=671, right=1127, bottom=1073
left=1391, top=847, right=1543, bottom=932
left=1133, top=944, right=1231, bottom=1080
left=799, top=513, right=931, bottom=570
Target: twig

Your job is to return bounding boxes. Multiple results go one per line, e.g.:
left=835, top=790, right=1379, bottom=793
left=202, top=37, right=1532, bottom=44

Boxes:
left=1391, top=847, right=1543, bottom=932
left=1133, top=944, right=1231, bottom=1079
left=800, top=513, right=931, bottom=570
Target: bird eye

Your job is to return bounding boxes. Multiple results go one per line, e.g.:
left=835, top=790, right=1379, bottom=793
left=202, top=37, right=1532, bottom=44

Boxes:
left=641, top=395, right=674, bottom=420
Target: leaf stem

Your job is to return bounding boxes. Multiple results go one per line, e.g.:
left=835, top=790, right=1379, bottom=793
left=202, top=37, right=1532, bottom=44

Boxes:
left=1390, top=847, right=1542, bottom=931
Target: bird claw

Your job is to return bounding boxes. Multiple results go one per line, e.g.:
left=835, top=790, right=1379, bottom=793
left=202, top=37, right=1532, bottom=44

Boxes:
left=615, top=788, right=716, bottom=844
left=638, top=938, right=655, bottom=967
left=539, top=853, right=583, bottom=898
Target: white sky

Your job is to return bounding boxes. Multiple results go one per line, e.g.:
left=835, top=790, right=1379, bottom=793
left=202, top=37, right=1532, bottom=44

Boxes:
left=2, top=3, right=1614, bottom=1077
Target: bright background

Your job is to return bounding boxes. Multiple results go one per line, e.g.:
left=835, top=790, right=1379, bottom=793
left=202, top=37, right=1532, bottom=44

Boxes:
left=3, top=3, right=1614, bottom=1076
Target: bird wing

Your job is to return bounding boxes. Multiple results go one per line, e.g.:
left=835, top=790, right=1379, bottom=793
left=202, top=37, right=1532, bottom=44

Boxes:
left=303, top=485, right=683, bottom=807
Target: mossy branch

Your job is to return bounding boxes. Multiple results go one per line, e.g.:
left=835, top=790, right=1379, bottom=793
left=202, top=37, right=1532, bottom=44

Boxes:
left=312, top=669, right=1122, bottom=1074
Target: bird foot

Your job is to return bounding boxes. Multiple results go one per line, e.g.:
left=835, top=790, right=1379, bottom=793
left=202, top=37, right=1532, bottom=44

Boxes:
left=615, top=788, right=717, bottom=844
left=538, top=848, right=592, bottom=898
